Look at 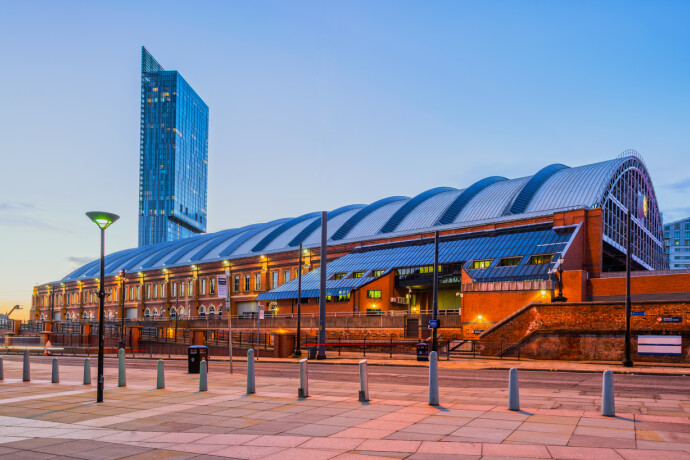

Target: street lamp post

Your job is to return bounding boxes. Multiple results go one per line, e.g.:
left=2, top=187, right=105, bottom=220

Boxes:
left=431, top=231, right=439, bottom=353
left=86, top=211, right=119, bottom=404
left=293, top=244, right=303, bottom=357
left=623, top=209, right=633, bottom=368
left=119, top=269, right=126, bottom=349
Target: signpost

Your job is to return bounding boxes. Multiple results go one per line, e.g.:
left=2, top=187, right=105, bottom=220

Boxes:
left=257, top=303, right=264, bottom=360
left=220, top=273, right=233, bottom=374
left=429, top=319, right=438, bottom=329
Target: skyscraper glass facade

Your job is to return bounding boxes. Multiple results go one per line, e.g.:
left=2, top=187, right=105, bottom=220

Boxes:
left=664, top=216, right=690, bottom=269
left=139, top=47, right=209, bottom=246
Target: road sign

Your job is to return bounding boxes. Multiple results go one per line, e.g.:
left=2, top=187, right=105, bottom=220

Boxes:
left=429, top=319, right=438, bottom=329
left=631, top=311, right=645, bottom=316
left=259, top=304, right=265, bottom=320
left=657, top=316, right=682, bottom=323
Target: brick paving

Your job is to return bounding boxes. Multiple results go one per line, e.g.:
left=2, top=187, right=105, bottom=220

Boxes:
left=0, top=357, right=688, bottom=459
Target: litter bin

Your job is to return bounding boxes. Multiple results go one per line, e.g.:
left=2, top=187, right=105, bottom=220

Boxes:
left=307, top=346, right=317, bottom=360
left=188, top=345, right=208, bottom=374
left=416, top=342, right=429, bottom=361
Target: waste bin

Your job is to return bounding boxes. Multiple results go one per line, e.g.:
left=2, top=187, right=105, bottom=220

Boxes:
left=307, top=346, right=317, bottom=360
left=416, top=342, right=429, bottom=361
left=188, top=345, right=208, bottom=374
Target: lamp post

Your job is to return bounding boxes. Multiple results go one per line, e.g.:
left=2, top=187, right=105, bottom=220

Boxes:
left=293, top=244, right=303, bottom=357
left=553, top=257, right=568, bottom=302
left=623, top=209, right=633, bottom=368
left=86, top=211, right=119, bottom=403
left=119, top=269, right=126, bottom=349
left=431, top=231, right=439, bottom=353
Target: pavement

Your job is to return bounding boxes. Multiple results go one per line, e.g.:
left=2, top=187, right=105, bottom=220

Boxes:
left=125, top=350, right=690, bottom=376
left=0, top=356, right=688, bottom=459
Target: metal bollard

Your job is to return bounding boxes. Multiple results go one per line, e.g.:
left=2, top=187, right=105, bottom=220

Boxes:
left=83, top=358, right=91, bottom=385
left=247, top=349, right=255, bottom=394
left=428, top=351, right=439, bottom=406
left=359, top=359, right=369, bottom=402
left=0, top=357, right=3, bottom=380
left=199, top=360, right=207, bottom=392
left=118, top=348, right=126, bottom=387
left=51, top=358, right=59, bottom=383
left=298, top=358, right=308, bottom=398
left=157, top=359, right=165, bottom=389
left=508, top=368, right=519, bottom=411
left=22, top=349, right=30, bottom=382
left=602, top=370, right=615, bottom=417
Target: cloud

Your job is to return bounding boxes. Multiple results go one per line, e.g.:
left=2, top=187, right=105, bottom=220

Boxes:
left=665, top=178, right=690, bottom=192
left=68, top=256, right=95, bottom=266
left=0, top=201, right=64, bottom=231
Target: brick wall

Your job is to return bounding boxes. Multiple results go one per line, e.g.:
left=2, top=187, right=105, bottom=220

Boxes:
left=479, top=300, right=690, bottom=362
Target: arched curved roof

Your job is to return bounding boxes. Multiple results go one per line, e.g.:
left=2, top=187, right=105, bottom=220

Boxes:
left=60, top=155, right=659, bottom=282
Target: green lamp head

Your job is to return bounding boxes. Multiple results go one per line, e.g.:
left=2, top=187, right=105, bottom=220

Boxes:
left=86, top=211, right=120, bottom=230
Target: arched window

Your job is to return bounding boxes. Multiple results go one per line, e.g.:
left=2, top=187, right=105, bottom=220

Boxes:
left=170, top=306, right=177, bottom=319
left=82, top=311, right=87, bottom=320
left=40, top=314, right=45, bottom=321
left=152, top=308, right=158, bottom=318
left=199, top=305, right=206, bottom=319
left=179, top=307, right=185, bottom=318
left=144, top=308, right=150, bottom=319
left=89, top=311, right=94, bottom=321
left=208, top=305, right=216, bottom=319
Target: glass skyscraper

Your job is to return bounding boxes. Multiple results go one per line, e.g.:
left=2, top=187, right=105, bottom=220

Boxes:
left=138, top=47, right=209, bottom=246
left=664, top=216, right=690, bottom=269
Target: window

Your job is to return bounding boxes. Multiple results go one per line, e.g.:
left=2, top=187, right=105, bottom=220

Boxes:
left=210, top=277, right=216, bottom=295
left=471, top=259, right=492, bottom=269
left=244, top=275, right=250, bottom=292
left=255, top=273, right=261, bottom=291
left=146, top=284, right=151, bottom=299
left=530, top=254, right=553, bottom=265
left=234, top=275, right=240, bottom=292
left=137, top=285, right=141, bottom=300
left=188, top=280, right=194, bottom=295
left=180, top=282, right=185, bottom=297
left=160, top=283, right=165, bottom=298
left=283, top=269, right=290, bottom=283
left=333, top=273, right=346, bottom=280
left=129, top=286, right=134, bottom=300
left=172, top=282, right=177, bottom=297
left=201, top=278, right=207, bottom=295
left=326, top=293, right=351, bottom=302
left=272, top=271, right=279, bottom=289
left=367, top=290, right=382, bottom=299
left=499, top=257, right=521, bottom=267
left=353, top=272, right=364, bottom=278
left=153, top=284, right=158, bottom=299
left=373, top=270, right=384, bottom=277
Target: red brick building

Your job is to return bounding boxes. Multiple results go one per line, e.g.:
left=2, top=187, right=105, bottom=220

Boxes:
left=33, top=152, right=683, bottom=342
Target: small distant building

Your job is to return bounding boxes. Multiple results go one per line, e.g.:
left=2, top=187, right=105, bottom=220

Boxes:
left=138, top=47, right=209, bottom=246
left=664, top=216, right=690, bottom=269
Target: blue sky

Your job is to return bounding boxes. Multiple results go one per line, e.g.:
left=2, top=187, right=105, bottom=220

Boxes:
left=1, top=1, right=689, bottom=318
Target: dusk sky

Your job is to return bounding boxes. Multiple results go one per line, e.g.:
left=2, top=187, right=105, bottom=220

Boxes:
left=1, top=1, right=689, bottom=318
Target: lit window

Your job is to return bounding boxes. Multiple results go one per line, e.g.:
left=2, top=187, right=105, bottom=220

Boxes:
left=373, top=270, right=385, bottom=277
left=255, top=273, right=261, bottom=291
left=333, top=273, right=346, bottom=280
left=283, top=269, right=291, bottom=283
left=367, top=290, right=382, bottom=299
left=472, top=260, right=492, bottom=269
left=353, top=272, right=364, bottom=278
left=529, top=254, right=553, bottom=265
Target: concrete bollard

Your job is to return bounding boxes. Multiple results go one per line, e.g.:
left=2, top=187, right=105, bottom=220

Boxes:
left=199, top=360, right=207, bottom=392
left=83, top=358, right=91, bottom=385
left=508, top=368, right=519, bottom=411
left=157, top=360, right=165, bottom=389
left=359, top=359, right=369, bottom=402
left=298, top=358, right=309, bottom=398
left=602, top=370, right=615, bottom=417
left=429, top=351, right=439, bottom=406
left=0, top=357, right=3, bottom=380
left=118, top=348, right=126, bottom=387
left=23, top=349, right=30, bottom=382
left=51, top=358, right=59, bottom=383
left=247, top=349, right=255, bottom=394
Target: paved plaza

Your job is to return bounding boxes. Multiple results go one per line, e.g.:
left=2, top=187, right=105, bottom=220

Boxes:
left=0, top=356, right=688, bottom=459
